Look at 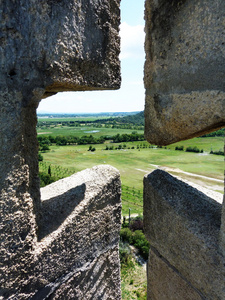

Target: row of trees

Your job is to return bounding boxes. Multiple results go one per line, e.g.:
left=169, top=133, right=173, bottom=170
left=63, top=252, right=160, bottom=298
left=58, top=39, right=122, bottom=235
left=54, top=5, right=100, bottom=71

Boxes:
left=175, top=146, right=204, bottom=153
left=175, top=145, right=224, bottom=155
left=38, top=132, right=145, bottom=148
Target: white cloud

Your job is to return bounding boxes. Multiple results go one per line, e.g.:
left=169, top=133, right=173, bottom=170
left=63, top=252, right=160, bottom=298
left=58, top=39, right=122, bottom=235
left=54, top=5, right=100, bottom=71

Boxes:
left=119, top=22, right=145, bottom=60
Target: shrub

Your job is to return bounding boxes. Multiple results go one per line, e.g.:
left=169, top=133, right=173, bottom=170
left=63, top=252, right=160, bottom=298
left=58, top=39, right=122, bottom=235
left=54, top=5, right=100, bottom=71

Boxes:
left=185, top=146, right=201, bottom=153
left=175, top=146, right=184, bottom=151
left=132, top=230, right=150, bottom=260
left=39, top=172, right=56, bottom=187
left=119, top=241, right=133, bottom=267
left=120, top=226, right=150, bottom=260
left=38, top=153, right=43, bottom=161
left=120, top=227, right=133, bottom=244
left=210, top=150, right=224, bottom=156
left=41, top=144, right=50, bottom=152
left=129, top=216, right=143, bottom=231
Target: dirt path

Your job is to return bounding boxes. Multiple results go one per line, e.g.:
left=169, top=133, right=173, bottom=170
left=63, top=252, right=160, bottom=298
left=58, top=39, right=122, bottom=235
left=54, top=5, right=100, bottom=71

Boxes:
left=149, top=164, right=223, bottom=183
left=135, top=165, right=224, bottom=204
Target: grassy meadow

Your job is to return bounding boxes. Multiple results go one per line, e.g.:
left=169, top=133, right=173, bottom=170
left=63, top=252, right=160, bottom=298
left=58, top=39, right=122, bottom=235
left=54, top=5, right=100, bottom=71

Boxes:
left=37, top=125, right=144, bottom=138
left=38, top=122, right=224, bottom=216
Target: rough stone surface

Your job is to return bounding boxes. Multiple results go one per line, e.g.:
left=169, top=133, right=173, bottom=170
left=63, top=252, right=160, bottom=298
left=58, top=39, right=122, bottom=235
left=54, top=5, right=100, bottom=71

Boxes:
left=0, top=0, right=121, bottom=98
left=147, top=248, right=203, bottom=300
left=144, top=0, right=225, bottom=145
left=144, top=170, right=225, bottom=300
left=219, top=144, right=225, bottom=256
left=0, top=2, right=121, bottom=298
left=1, top=165, right=122, bottom=299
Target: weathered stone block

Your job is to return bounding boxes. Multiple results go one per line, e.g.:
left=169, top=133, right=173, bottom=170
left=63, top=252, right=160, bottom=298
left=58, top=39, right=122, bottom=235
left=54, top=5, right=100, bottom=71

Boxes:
left=1, top=165, right=121, bottom=299
left=144, top=170, right=225, bottom=299
left=0, top=0, right=121, bottom=98
left=144, top=0, right=225, bottom=145
left=0, top=2, right=121, bottom=298
left=147, top=248, right=203, bottom=300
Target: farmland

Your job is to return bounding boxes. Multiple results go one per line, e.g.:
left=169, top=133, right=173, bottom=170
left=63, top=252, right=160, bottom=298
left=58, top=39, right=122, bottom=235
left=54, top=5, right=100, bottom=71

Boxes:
left=38, top=113, right=224, bottom=300
left=37, top=114, right=224, bottom=216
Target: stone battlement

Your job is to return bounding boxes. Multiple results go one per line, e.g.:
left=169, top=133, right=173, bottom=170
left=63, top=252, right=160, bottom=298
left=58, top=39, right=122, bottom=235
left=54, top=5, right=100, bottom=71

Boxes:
left=0, top=0, right=224, bottom=299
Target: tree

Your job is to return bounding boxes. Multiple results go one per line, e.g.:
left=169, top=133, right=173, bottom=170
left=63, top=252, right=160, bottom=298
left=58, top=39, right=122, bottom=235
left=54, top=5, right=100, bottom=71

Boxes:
left=41, top=144, right=50, bottom=152
left=48, top=166, right=51, bottom=177
left=38, top=153, right=43, bottom=161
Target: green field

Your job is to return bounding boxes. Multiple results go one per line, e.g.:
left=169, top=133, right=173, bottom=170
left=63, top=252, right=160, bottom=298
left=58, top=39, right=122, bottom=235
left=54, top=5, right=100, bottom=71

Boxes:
left=37, top=125, right=144, bottom=138
left=39, top=136, right=224, bottom=215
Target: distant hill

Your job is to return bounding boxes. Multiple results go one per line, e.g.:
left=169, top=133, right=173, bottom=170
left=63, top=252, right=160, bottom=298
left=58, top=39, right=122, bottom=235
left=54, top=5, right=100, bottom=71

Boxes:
left=37, top=111, right=140, bottom=118
left=115, top=111, right=144, bottom=126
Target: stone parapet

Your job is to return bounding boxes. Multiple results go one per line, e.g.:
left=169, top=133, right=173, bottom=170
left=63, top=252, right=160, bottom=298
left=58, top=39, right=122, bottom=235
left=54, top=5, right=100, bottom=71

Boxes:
left=1, top=165, right=121, bottom=299
left=144, top=170, right=225, bottom=299
left=0, top=2, right=121, bottom=298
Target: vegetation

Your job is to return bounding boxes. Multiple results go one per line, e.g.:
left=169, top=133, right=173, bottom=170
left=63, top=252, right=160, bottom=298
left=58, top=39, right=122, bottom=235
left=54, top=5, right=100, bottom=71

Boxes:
left=185, top=146, right=203, bottom=153
left=175, top=145, right=184, bottom=151
left=37, top=112, right=224, bottom=299
left=120, top=216, right=150, bottom=260
left=120, top=215, right=148, bottom=300
left=37, top=111, right=144, bottom=132
left=210, top=149, right=224, bottom=156
left=37, top=132, right=145, bottom=147
left=120, top=241, right=147, bottom=300
left=201, top=128, right=224, bottom=137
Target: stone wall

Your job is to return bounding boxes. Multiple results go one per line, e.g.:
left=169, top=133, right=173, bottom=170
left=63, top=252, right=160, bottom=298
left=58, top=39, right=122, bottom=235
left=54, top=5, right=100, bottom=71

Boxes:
left=144, top=0, right=225, bottom=299
left=0, top=1, right=121, bottom=299
left=1, top=0, right=225, bottom=299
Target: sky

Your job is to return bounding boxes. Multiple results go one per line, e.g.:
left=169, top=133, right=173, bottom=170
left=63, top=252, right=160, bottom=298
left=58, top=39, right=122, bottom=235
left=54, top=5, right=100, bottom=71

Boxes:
left=37, top=0, right=145, bottom=114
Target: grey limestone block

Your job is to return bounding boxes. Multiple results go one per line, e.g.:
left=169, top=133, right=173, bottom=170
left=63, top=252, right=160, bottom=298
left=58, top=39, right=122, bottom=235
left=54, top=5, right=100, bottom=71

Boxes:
left=144, top=169, right=225, bottom=300
left=1, top=165, right=122, bottom=299
left=144, top=0, right=225, bottom=145
left=0, top=0, right=121, bottom=99
left=0, top=1, right=121, bottom=298
left=147, top=248, right=203, bottom=300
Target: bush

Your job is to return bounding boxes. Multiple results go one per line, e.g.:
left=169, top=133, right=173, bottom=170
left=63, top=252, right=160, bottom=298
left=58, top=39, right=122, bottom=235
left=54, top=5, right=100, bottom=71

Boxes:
left=120, top=226, right=150, bottom=260
left=129, top=216, right=143, bottom=231
left=185, top=146, right=202, bottom=153
left=119, top=241, right=133, bottom=267
left=120, top=227, right=133, bottom=244
left=39, top=172, right=56, bottom=187
left=210, top=150, right=224, bottom=156
left=38, top=153, right=43, bottom=161
left=175, top=146, right=184, bottom=151
left=41, top=144, right=50, bottom=152
left=132, top=230, right=150, bottom=260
